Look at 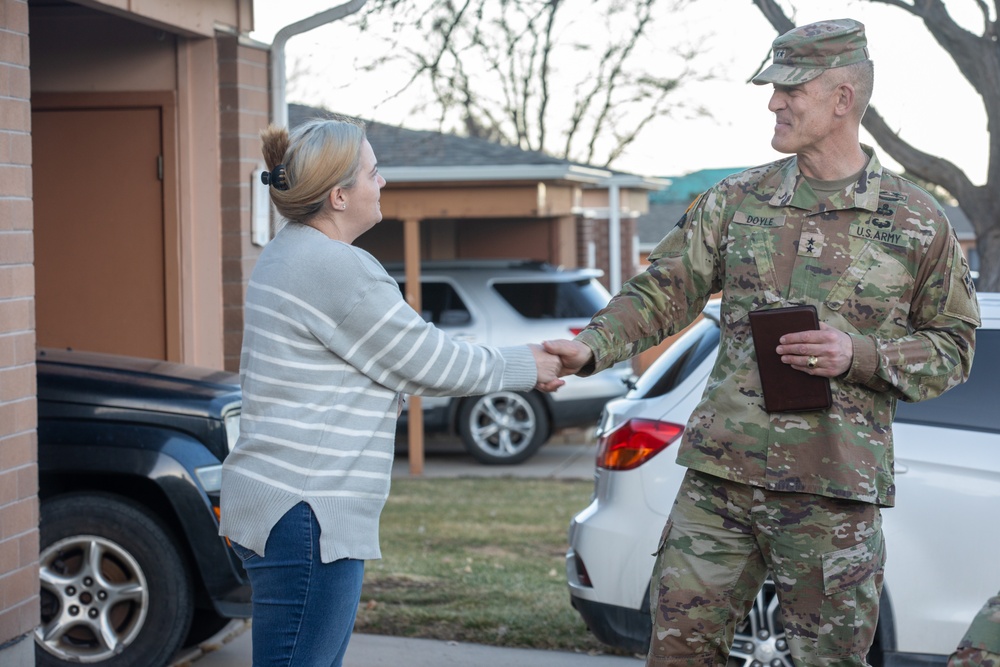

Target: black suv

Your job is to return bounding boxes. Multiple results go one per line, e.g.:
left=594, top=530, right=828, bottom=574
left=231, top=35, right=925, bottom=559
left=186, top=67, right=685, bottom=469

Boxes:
left=35, top=348, right=250, bottom=667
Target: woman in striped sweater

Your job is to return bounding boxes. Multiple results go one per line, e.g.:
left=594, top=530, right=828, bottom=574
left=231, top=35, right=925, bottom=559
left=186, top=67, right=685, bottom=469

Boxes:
left=219, top=117, right=561, bottom=667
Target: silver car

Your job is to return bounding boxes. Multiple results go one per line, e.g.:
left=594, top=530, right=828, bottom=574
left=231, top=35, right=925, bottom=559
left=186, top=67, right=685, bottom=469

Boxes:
left=386, top=260, right=633, bottom=464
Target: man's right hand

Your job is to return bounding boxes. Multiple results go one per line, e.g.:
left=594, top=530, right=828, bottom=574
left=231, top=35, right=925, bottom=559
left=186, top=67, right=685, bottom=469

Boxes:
left=542, top=339, right=594, bottom=377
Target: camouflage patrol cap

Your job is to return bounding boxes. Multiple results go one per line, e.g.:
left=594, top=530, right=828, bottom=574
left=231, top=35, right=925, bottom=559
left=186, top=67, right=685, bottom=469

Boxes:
left=752, top=19, right=869, bottom=86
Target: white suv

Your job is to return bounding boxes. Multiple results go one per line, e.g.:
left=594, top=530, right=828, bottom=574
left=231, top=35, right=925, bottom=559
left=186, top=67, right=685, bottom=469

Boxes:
left=566, top=293, right=1000, bottom=667
left=385, top=260, right=633, bottom=464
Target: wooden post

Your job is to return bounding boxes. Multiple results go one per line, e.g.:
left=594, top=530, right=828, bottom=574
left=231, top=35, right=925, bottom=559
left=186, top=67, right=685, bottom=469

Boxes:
left=403, top=218, right=424, bottom=476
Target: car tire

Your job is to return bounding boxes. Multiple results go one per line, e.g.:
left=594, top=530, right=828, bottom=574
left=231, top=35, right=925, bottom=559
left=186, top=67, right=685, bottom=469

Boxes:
left=457, top=390, right=549, bottom=464
left=36, top=492, right=194, bottom=667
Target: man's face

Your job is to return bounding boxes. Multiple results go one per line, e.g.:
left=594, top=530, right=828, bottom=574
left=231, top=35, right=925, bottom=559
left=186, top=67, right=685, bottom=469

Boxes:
left=766, top=73, right=839, bottom=156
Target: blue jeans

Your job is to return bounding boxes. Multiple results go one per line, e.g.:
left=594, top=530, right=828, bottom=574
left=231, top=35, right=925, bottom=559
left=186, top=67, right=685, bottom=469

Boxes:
left=231, top=502, right=365, bottom=667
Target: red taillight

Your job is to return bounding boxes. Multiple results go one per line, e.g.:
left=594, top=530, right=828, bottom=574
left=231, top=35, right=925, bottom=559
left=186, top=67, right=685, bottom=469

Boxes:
left=569, top=327, right=585, bottom=336
left=574, top=553, right=593, bottom=587
left=596, top=418, right=684, bottom=470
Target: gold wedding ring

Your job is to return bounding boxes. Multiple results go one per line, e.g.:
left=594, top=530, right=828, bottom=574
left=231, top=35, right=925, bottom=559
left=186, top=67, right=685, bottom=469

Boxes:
left=807, top=355, right=819, bottom=369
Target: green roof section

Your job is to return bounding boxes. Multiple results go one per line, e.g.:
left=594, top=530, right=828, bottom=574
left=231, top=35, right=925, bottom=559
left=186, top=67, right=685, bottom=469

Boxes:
left=650, top=167, right=747, bottom=203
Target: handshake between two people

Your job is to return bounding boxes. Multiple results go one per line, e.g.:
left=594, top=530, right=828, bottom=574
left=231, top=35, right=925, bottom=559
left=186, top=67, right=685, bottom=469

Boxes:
left=527, top=340, right=594, bottom=393
left=528, top=322, right=856, bottom=392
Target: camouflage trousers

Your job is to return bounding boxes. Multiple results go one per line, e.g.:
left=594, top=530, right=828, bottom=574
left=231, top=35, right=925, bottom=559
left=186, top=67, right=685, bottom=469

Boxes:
left=648, top=469, right=885, bottom=667
left=948, top=593, right=1000, bottom=667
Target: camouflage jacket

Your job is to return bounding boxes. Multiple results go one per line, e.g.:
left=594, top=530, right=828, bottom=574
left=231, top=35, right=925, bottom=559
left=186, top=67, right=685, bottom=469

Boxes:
left=953, top=593, right=1000, bottom=659
left=577, top=148, right=980, bottom=506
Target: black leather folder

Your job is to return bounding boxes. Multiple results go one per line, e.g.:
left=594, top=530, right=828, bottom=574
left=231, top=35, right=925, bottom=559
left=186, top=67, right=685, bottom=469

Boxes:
left=749, top=305, right=832, bottom=413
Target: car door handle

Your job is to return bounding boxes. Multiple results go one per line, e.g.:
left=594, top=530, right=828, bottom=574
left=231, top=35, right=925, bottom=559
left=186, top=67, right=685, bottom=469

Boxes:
left=894, top=462, right=909, bottom=474
left=451, top=333, right=476, bottom=342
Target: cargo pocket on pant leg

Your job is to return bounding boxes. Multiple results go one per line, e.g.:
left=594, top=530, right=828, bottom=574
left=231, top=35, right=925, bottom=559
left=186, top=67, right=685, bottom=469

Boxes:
left=819, top=529, right=885, bottom=659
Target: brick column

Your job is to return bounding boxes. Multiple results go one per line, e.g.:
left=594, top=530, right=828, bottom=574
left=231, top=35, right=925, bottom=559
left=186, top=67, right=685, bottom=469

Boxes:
left=218, top=35, right=268, bottom=372
left=620, top=216, right=638, bottom=285
left=0, top=1, right=40, bottom=664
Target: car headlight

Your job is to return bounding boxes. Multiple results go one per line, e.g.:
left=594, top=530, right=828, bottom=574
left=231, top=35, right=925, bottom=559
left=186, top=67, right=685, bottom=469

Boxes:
left=224, top=409, right=241, bottom=453
left=195, top=464, right=223, bottom=493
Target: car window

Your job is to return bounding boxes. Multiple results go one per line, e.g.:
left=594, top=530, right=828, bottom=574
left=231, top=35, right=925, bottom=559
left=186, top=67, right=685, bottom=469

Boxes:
left=492, top=279, right=610, bottom=319
left=893, top=329, right=999, bottom=433
left=631, top=319, right=721, bottom=399
left=397, top=281, right=472, bottom=326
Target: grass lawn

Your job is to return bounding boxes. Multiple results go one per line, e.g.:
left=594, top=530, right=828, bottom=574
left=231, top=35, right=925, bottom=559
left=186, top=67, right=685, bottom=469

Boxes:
left=354, top=477, right=638, bottom=657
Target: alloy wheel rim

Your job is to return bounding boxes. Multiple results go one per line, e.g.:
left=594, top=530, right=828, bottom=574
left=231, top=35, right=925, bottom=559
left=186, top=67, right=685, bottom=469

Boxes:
left=36, top=535, right=149, bottom=663
left=727, top=583, right=793, bottom=667
left=469, top=392, right=537, bottom=457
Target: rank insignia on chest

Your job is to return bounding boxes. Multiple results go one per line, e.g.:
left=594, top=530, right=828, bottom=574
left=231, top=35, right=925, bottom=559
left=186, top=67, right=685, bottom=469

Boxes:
left=798, top=231, right=825, bottom=257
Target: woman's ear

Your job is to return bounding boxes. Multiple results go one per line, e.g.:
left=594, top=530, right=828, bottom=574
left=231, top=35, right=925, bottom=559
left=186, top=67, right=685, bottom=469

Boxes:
left=330, top=187, right=347, bottom=211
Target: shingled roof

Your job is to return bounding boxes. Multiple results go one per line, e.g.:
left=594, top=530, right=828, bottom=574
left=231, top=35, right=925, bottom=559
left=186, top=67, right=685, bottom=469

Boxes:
left=290, top=103, right=571, bottom=169
left=287, top=103, right=665, bottom=188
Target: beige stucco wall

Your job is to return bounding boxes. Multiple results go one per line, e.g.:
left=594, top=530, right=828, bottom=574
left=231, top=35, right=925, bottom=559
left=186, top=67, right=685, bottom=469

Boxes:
left=73, top=0, right=252, bottom=38
left=29, top=6, right=226, bottom=368
left=29, top=7, right=177, bottom=92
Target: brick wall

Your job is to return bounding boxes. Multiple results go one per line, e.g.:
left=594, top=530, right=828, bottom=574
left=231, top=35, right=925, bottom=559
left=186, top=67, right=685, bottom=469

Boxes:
left=218, top=35, right=268, bottom=372
left=0, top=0, right=41, bottom=662
left=581, top=216, right=639, bottom=292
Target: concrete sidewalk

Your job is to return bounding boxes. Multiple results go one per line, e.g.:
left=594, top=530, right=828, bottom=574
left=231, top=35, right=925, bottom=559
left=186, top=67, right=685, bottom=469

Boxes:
left=173, top=434, right=645, bottom=667
left=181, top=623, right=642, bottom=667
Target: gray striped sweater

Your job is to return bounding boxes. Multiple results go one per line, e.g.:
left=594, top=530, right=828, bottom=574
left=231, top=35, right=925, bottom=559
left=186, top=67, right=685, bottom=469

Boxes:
left=219, top=223, right=537, bottom=562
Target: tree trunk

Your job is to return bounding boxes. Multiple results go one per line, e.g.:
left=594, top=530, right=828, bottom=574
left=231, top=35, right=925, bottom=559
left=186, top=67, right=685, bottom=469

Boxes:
left=976, top=225, right=1000, bottom=292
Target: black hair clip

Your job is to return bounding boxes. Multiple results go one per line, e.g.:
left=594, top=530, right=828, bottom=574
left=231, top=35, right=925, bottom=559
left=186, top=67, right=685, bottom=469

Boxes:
left=261, top=164, right=290, bottom=191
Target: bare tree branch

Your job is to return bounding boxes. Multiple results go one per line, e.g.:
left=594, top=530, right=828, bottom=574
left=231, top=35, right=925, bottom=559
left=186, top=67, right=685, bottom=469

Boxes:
left=537, top=0, right=562, bottom=151
left=586, top=0, right=658, bottom=164
left=358, top=0, right=701, bottom=169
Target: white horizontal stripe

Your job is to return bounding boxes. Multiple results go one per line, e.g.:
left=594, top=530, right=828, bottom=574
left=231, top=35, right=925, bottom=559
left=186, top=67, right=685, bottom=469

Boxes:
left=241, top=450, right=390, bottom=481
left=242, top=390, right=393, bottom=419
left=347, top=300, right=407, bottom=359
left=245, top=324, right=325, bottom=351
left=244, top=370, right=394, bottom=398
left=247, top=433, right=394, bottom=460
left=373, top=322, right=431, bottom=381
left=244, top=370, right=337, bottom=392
left=247, top=348, right=349, bottom=372
left=245, top=301, right=311, bottom=334
left=242, top=413, right=396, bottom=440
left=249, top=279, right=340, bottom=331
left=409, top=335, right=448, bottom=385
left=228, top=468, right=386, bottom=500
left=410, top=345, right=476, bottom=395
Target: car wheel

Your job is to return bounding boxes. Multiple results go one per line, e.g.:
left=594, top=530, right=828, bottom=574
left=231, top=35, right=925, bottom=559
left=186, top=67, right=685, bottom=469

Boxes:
left=457, top=390, right=549, bottom=464
left=36, top=493, right=194, bottom=667
left=727, top=578, right=792, bottom=667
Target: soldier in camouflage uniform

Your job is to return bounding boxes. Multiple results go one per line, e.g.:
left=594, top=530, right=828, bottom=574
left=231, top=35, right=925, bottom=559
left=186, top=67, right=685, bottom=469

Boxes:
left=544, top=18, right=980, bottom=667
left=949, top=593, right=1000, bottom=667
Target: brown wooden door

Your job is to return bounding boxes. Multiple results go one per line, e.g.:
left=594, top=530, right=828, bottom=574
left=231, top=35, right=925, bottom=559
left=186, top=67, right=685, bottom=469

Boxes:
left=33, top=106, right=167, bottom=359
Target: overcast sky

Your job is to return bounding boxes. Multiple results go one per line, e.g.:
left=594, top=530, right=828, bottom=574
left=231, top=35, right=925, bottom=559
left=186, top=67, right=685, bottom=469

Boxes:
left=252, top=0, right=989, bottom=183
